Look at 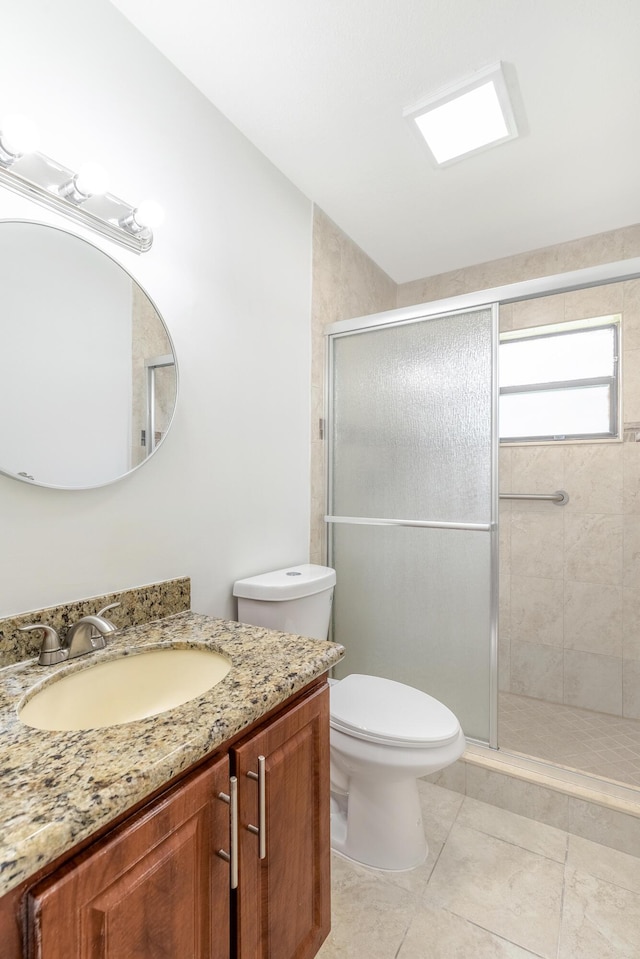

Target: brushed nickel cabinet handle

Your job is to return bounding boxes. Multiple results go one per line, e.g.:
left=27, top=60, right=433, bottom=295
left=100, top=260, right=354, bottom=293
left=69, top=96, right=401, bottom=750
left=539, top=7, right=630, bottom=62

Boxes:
left=217, top=775, right=239, bottom=888
left=246, top=755, right=266, bottom=859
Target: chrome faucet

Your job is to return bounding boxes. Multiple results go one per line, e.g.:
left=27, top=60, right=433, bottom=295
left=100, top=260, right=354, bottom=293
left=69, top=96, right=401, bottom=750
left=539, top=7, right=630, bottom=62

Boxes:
left=19, top=603, right=120, bottom=666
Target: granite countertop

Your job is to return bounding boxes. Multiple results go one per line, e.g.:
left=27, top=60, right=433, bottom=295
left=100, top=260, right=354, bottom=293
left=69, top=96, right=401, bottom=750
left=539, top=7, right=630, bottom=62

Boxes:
left=0, top=611, right=344, bottom=898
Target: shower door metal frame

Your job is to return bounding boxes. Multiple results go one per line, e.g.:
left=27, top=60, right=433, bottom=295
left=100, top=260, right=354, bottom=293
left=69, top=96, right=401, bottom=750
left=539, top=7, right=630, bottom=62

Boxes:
left=323, top=255, right=640, bottom=755
left=325, top=303, right=500, bottom=748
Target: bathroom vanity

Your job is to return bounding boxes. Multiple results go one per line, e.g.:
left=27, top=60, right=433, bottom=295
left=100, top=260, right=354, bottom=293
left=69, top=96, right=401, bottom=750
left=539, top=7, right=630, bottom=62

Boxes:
left=0, top=612, right=344, bottom=959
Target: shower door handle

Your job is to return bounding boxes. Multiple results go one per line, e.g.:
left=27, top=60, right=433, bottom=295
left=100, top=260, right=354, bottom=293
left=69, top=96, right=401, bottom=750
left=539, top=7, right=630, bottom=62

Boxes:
left=246, top=755, right=266, bottom=859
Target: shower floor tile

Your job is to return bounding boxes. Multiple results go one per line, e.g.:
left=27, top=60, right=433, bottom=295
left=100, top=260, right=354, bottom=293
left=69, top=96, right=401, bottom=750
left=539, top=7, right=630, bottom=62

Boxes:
left=499, top=692, right=640, bottom=788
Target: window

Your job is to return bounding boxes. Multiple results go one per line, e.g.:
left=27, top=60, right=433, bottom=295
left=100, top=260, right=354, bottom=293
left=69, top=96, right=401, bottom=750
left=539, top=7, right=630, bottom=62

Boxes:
left=499, top=317, right=620, bottom=443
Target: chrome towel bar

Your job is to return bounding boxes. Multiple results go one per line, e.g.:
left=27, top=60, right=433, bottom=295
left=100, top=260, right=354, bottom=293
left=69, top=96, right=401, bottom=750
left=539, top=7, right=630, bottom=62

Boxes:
left=499, top=489, right=569, bottom=506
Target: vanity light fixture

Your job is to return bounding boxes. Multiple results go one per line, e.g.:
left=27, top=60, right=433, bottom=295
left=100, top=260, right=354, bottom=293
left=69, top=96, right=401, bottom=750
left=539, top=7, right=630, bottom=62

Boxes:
left=0, top=114, right=163, bottom=253
left=58, top=162, right=110, bottom=204
left=0, top=115, right=40, bottom=166
left=404, top=62, right=519, bottom=166
left=119, top=199, right=165, bottom=233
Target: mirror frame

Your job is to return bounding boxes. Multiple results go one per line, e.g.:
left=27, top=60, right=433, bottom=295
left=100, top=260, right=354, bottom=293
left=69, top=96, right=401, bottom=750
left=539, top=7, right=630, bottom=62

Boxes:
left=0, top=219, right=179, bottom=491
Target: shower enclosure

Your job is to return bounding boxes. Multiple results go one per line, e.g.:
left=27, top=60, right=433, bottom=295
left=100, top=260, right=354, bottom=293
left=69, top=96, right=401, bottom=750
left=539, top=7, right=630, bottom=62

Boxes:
left=324, top=258, right=640, bottom=794
left=326, top=305, right=498, bottom=744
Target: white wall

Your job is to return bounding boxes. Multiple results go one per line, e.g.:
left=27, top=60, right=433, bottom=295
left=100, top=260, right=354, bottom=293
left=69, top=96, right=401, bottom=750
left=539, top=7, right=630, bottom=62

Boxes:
left=0, top=0, right=313, bottom=618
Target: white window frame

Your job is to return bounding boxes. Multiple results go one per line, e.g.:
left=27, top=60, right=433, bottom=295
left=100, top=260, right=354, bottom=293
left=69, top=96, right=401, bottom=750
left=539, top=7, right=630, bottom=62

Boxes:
left=499, top=315, right=621, bottom=444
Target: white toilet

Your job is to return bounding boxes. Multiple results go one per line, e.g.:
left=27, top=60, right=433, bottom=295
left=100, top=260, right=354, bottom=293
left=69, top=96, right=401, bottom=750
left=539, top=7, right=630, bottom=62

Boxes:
left=233, top=563, right=466, bottom=871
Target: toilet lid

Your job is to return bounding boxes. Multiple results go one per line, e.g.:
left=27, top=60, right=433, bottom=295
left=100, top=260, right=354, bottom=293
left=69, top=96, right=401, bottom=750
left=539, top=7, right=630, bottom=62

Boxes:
left=330, top=674, right=461, bottom=747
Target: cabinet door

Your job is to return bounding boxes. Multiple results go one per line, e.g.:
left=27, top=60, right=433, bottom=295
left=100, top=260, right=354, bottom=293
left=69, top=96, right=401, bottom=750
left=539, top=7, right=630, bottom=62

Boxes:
left=27, top=755, right=231, bottom=959
left=235, top=685, right=330, bottom=959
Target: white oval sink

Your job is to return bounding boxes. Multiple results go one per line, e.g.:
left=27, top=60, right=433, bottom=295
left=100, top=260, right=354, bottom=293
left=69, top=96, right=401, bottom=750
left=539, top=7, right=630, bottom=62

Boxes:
left=19, top=648, right=232, bottom=731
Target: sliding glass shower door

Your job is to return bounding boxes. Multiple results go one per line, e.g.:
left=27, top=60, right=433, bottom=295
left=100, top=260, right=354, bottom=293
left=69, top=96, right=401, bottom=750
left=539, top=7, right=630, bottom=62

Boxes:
left=327, top=306, right=498, bottom=744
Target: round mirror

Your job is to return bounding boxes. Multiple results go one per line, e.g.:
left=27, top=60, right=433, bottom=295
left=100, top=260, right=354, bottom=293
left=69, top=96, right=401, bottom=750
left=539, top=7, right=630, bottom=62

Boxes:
left=0, top=221, right=178, bottom=489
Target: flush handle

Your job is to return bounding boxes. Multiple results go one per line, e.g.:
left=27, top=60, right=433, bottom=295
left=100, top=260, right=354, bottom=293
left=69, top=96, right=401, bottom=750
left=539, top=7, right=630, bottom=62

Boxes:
left=217, top=776, right=239, bottom=888
left=247, top=755, right=266, bottom=860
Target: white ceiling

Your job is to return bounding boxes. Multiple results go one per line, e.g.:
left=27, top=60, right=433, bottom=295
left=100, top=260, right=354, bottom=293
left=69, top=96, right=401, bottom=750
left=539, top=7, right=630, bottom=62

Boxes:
left=109, top=0, right=640, bottom=284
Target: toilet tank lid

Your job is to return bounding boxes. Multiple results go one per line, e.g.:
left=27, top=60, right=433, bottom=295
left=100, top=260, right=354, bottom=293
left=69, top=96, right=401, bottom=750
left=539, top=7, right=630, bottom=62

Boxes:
left=233, top=564, right=336, bottom=601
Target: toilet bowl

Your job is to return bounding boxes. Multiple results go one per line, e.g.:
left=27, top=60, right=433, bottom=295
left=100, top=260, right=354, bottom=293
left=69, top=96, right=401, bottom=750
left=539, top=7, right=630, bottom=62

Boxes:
left=329, top=673, right=465, bottom=870
left=233, top=563, right=466, bottom=871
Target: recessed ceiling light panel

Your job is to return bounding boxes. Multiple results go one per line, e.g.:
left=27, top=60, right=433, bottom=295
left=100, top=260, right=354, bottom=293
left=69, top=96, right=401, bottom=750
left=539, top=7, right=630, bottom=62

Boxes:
left=404, top=62, right=518, bottom=166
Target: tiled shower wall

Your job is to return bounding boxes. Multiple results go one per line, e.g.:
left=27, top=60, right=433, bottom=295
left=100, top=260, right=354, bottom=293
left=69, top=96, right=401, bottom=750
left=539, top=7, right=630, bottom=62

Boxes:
left=499, top=280, right=640, bottom=720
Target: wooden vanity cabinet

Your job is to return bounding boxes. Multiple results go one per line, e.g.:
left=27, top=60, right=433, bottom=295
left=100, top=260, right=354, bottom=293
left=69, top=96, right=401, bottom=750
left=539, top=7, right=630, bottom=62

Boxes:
left=27, top=755, right=232, bottom=959
left=235, top=683, right=330, bottom=959
left=23, top=681, right=330, bottom=959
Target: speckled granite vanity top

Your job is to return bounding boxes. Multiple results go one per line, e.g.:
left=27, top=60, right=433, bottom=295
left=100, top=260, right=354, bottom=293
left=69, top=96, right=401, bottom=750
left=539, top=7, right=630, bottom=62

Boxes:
left=0, top=612, right=344, bottom=896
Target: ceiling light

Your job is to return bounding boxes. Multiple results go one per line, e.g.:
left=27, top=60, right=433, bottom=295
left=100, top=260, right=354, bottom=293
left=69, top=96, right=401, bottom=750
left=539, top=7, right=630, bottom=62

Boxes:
left=404, top=62, right=518, bottom=166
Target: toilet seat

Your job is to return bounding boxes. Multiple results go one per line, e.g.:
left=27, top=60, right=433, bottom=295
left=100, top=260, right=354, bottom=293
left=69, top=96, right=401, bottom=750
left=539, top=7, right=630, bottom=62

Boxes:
left=330, top=674, right=461, bottom=748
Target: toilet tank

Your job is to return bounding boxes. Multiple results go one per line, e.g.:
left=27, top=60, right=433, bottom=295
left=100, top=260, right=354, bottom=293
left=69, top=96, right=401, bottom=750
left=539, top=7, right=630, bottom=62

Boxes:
left=233, top=564, right=336, bottom=641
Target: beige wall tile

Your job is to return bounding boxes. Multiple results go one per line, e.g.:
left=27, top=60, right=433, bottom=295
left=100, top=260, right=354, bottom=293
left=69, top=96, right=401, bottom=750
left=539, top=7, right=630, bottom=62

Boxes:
left=457, top=796, right=568, bottom=862
left=511, top=575, right=564, bottom=648
left=499, top=633, right=511, bottom=691
left=566, top=796, right=640, bottom=858
left=499, top=572, right=511, bottom=639
left=396, top=227, right=634, bottom=308
left=623, top=587, right=640, bottom=661
left=511, top=292, right=565, bottom=330
left=624, top=515, right=640, bottom=588
left=564, top=513, right=623, bottom=586
left=511, top=641, right=564, bottom=702
left=499, top=445, right=513, bottom=493
left=563, top=648, right=622, bottom=714
left=623, top=349, right=640, bottom=423
left=563, top=444, right=623, bottom=514
left=511, top=447, right=565, bottom=511
left=511, top=511, right=564, bottom=578
left=499, top=506, right=512, bottom=572
left=423, top=759, right=467, bottom=794
left=563, top=281, right=624, bottom=321
left=464, top=764, right=570, bottom=832
left=623, top=279, right=640, bottom=352
left=563, top=581, right=622, bottom=656
left=623, top=659, right=640, bottom=720
left=498, top=302, right=513, bottom=332
left=621, top=224, right=640, bottom=259
left=623, top=443, right=640, bottom=513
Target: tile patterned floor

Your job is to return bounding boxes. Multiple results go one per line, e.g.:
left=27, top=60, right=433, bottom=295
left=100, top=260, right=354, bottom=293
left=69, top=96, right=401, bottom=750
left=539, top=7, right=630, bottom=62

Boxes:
left=317, top=780, right=640, bottom=959
left=499, top=691, right=640, bottom=788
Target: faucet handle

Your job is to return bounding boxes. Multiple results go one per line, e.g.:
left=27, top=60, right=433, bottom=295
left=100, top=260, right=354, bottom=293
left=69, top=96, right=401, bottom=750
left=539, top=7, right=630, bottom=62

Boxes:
left=95, top=602, right=120, bottom=627
left=18, top=624, right=68, bottom=666
left=88, top=602, right=120, bottom=647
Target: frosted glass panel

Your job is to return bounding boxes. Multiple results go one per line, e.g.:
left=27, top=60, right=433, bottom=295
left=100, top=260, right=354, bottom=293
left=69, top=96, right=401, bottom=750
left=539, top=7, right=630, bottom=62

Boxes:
left=328, top=305, right=496, bottom=745
left=500, top=384, right=611, bottom=439
left=331, top=309, right=493, bottom=523
left=331, top=524, right=492, bottom=741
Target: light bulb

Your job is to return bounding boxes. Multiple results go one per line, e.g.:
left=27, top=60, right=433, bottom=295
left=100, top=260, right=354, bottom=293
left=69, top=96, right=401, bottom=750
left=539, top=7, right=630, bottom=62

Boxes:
left=0, top=114, right=40, bottom=162
left=74, top=162, right=109, bottom=198
left=133, top=200, right=165, bottom=230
